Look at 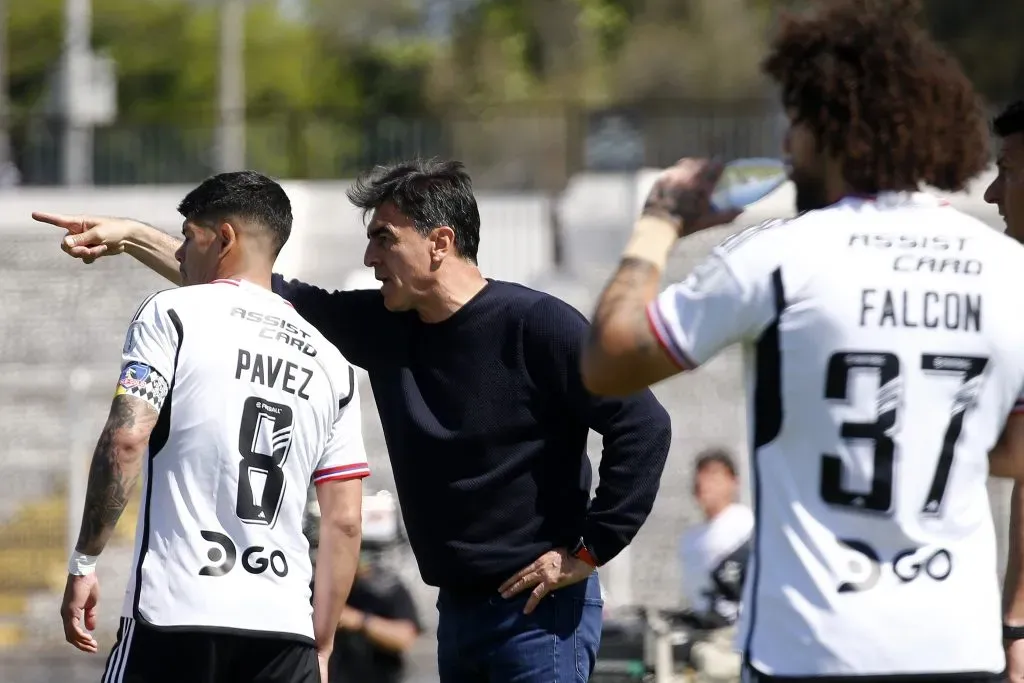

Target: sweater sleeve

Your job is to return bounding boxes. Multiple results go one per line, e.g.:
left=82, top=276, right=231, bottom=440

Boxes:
left=522, top=295, right=672, bottom=565
left=271, top=273, right=389, bottom=369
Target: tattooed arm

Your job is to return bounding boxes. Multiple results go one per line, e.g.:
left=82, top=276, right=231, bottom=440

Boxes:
left=581, top=219, right=683, bottom=396
left=61, top=389, right=160, bottom=654
left=75, top=394, right=159, bottom=556
left=581, top=158, right=740, bottom=396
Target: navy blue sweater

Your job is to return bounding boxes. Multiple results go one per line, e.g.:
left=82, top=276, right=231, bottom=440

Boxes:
left=272, top=275, right=672, bottom=593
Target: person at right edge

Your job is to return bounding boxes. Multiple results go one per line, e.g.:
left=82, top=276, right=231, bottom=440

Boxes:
left=986, top=99, right=1024, bottom=683
left=581, top=1, right=1024, bottom=682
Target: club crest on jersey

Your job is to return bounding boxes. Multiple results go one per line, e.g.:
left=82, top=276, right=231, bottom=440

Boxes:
left=118, top=363, right=151, bottom=391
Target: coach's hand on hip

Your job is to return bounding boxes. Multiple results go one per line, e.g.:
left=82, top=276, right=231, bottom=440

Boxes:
left=60, top=573, right=100, bottom=654
left=641, top=157, right=741, bottom=237
left=499, top=548, right=595, bottom=615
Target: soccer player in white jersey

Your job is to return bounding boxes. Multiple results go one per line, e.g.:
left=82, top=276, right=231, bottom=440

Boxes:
left=53, top=171, right=368, bottom=683
left=580, top=1, right=1024, bottom=681
left=985, top=100, right=1024, bottom=681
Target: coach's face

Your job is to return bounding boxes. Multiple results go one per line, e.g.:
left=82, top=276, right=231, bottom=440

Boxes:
left=363, top=202, right=440, bottom=312
left=176, top=220, right=223, bottom=286
left=783, top=109, right=830, bottom=213
left=985, top=132, right=1024, bottom=242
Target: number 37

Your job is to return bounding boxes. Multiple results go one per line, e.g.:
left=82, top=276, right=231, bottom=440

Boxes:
left=820, top=352, right=988, bottom=517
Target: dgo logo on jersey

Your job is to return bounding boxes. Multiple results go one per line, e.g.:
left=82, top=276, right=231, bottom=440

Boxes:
left=836, top=538, right=952, bottom=593
left=198, top=530, right=289, bottom=578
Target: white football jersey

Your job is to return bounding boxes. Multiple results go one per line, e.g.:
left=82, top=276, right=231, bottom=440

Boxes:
left=649, top=193, right=1024, bottom=678
left=117, top=278, right=369, bottom=643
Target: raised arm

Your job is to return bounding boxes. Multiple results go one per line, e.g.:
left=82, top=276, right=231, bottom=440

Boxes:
left=581, top=158, right=740, bottom=396
left=32, top=213, right=182, bottom=284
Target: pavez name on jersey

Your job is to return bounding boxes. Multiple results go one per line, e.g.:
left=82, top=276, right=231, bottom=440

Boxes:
left=648, top=193, right=1024, bottom=680
left=118, top=278, right=369, bottom=643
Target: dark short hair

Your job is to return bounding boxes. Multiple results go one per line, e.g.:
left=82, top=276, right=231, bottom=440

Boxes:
left=695, top=448, right=738, bottom=479
left=177, top=170, right=292, bottom=255
left=994, top=100, right=1024, bottom=139
left=346, top=158, right=481, bottom=263
left=762, top=0, right=989, bottom=194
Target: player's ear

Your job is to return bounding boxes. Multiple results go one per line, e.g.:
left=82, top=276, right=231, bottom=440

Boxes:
left=217, top=221, right=238, bottom=256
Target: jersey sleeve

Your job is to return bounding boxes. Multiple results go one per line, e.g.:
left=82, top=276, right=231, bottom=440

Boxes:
left=116, top=293, right=181, bottom=410
left=312, top=367, right=371, bottom=485
left=646, top=223, right=785, bottom=368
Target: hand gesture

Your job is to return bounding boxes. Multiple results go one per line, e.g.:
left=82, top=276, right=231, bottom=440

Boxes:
left=32, top=212, right=140, bottom=264
left=642, top=158, right=742, bottom=236
left=60, top=573, right=100, bottom=654
left=498, top=548, right=594, bottom=615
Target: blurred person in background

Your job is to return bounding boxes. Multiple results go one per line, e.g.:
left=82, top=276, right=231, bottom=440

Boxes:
left=678, top=449, right=751, bottom=683
left=305, top=490, right=422, bottom=683
left=984, top=99, right=1024, bottom=682
left=55, top=172, right=366, bottom=683
left=581, top=0, right=1024, bottom=681
left=33, top=158, right=672, bottom=683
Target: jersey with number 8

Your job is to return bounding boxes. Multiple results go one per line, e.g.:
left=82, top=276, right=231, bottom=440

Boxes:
left=118, top=278, right=369, bottom=643
left=648, top=193, right=1024, bottom=679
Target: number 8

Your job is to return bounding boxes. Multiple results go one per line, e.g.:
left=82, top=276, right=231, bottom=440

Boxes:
left=236, top=397, right=295, bottom=527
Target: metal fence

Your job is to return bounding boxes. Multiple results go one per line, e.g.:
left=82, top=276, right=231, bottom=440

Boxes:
left=0, top=100, right=786, bottom=189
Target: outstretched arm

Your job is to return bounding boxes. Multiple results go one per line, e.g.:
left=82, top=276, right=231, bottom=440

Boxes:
left=32, top=213, right=182, bottom=284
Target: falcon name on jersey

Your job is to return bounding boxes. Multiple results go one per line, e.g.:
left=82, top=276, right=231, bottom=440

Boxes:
left=649, top=193, right=1024, bottom=680
left=119, top=278, right=369, bottom=643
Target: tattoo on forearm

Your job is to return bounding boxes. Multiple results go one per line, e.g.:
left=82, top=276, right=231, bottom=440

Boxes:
left=593, top=257, right=662, bottom=355
left=75, top=396, right=148, bottom=556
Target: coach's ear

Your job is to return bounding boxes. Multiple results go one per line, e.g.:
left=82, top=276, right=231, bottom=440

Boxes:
left=990, top=413, right=1024, bottom=479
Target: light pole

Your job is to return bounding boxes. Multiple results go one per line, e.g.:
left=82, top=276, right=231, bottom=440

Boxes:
left=0, top=0, right=10, bottom=176
left=62, top=0, right=93, bottom=186
left=217, top=0, right=246, bottom=172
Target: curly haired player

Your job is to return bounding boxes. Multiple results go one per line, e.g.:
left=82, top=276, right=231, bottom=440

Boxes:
left=583, top=1, right=1024, bottom=681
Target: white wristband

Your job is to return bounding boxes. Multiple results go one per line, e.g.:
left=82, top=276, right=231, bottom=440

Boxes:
left=68, top=551, right=99, bottom=576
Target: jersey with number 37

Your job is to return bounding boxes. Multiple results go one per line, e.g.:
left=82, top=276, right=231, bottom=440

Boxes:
left=117, top=277, right=369, bottom=643
left=648, top=193, right=1024, bottom=679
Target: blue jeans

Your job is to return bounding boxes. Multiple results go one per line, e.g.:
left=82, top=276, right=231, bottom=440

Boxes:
left=436, top=572, right=604, bottom=683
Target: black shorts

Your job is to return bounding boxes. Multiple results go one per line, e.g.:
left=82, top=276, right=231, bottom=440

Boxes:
left=101, top=617, right=319, bottom=683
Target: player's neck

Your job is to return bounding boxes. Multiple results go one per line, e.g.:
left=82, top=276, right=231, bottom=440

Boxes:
left=417, top=262, right=488, bottom=323
left=213, top=266, right=273, bottom=291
